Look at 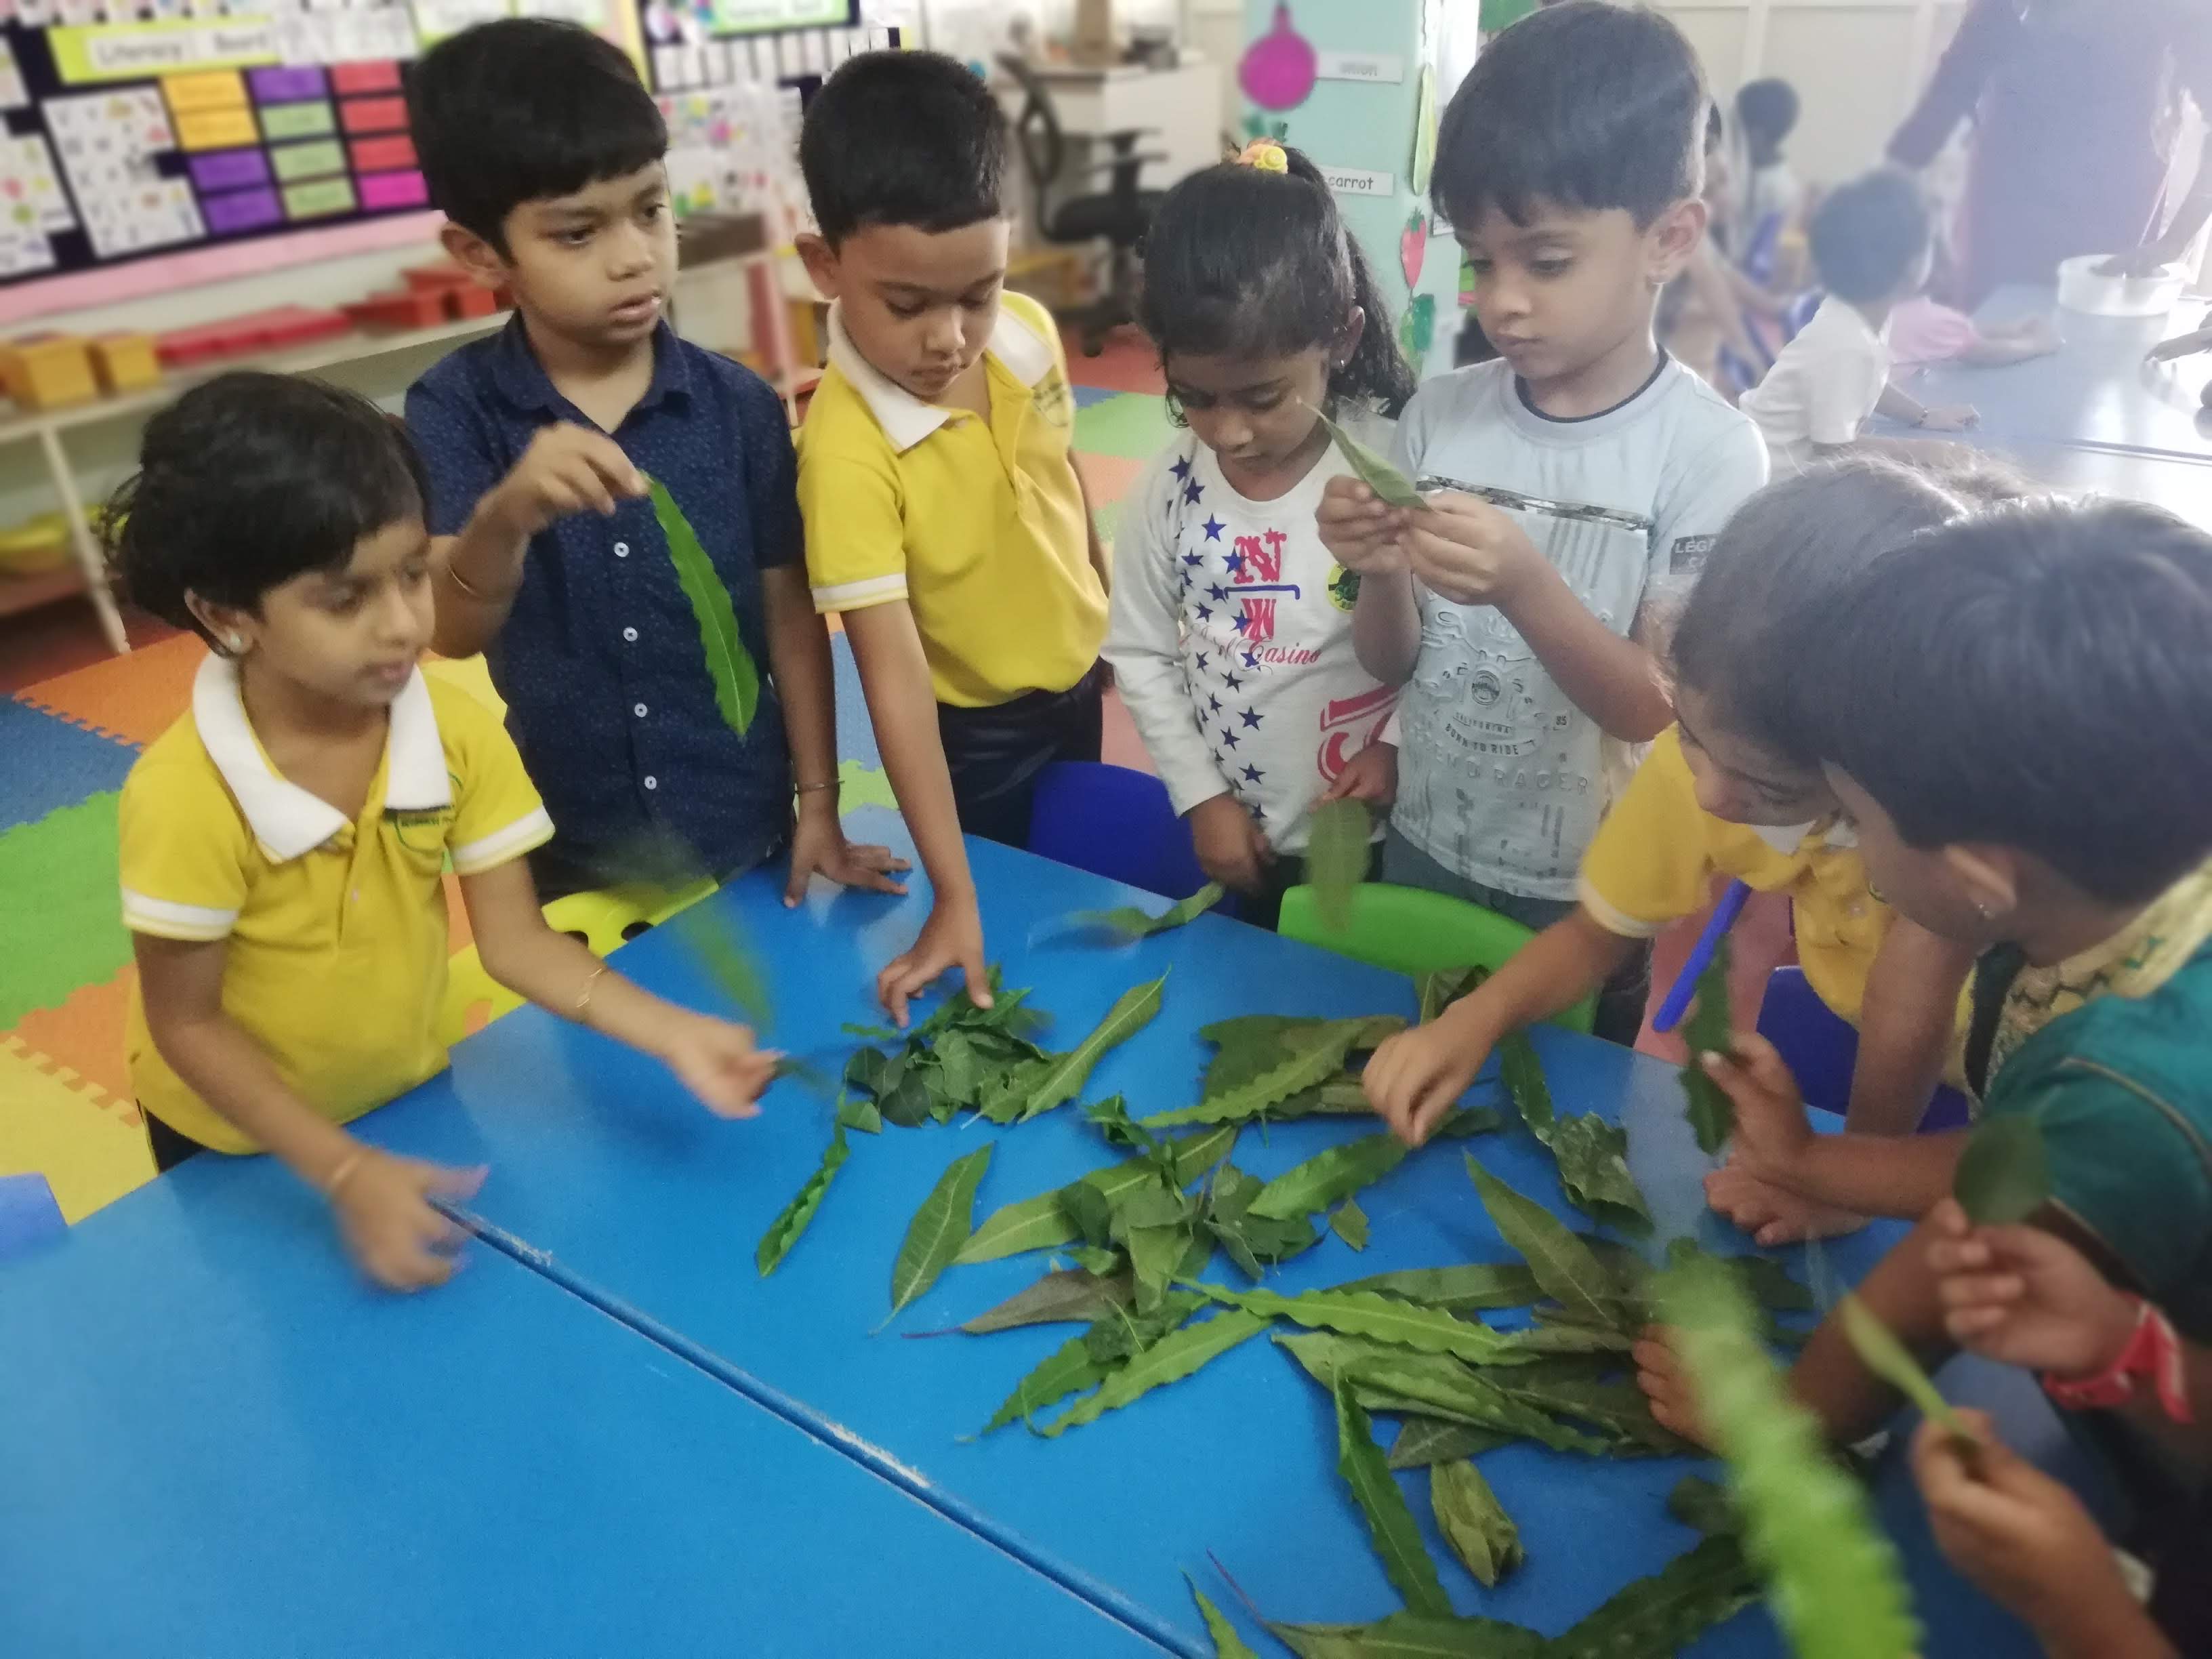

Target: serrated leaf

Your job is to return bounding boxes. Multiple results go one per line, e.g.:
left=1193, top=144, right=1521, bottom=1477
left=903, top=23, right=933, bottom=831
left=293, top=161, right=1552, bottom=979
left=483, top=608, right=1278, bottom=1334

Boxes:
left=1065, top=882, right=1226, bottom=941
left=755, top=1122, right=850, bottom=1275
left=955, top=1124, right=1238, bottom=1265
left=980, top=974, right=1167, bottom=1125
left=1147, top=1017, right=1406, bottom=1128
left=1336, top=1263, right=1543, bottom=1312
left=1430, top=1459, right=1523, bottom=1587
left=1416, top=965, right=1486, bottom=1025
left=1492, top=1376, right=1690, bottom=1456
left=1546, top=1534, right=1761, bottom=1658
left=1954, top=1113, right=2051, bottom=1225
left=1839, top=1293, right=1969, bottom=1439
left=1306, top=798, right=1373, bottom=932
left=1547, top=1111, right=1654, bottom=1237
left=1314, top=403, right=1425, bottom=509
left=1681, top=934, right=1736, bottom=1155
left=1185, top=1576, right=1261, bottom=1659
left=980, top=1332, right=1105, bottom=1434
left=1250, top=1132, right=1409, bottom=1221
left=1269, top=1077, right=1380, bottom=1120
left=1498, top=1033, right=1555, bottom=1139
left=886, top=1145, right=993, bottom=1319
left=1386, top=1416, right=1509, bottom=1469
left=649, top=476, right=760, bottom=738
left=1330, top=1199, right=1370, bottom=1251
left=1277, top=1333, right=1612, bottom=1454
left=956, top=1267, right=1130, bottom=1334
left=1038, top=1309, right=1268, bottom=1437
left=1464, top=1156, right=1624, bottom=1330
left=667, top=897, right=772, bottom=1029
left=1200, top=1283, right=1536, bottom=1366
left=1333, top=1378, right=1452, bottom=1616
left=1267, top=1612, right=1545, bottom=1659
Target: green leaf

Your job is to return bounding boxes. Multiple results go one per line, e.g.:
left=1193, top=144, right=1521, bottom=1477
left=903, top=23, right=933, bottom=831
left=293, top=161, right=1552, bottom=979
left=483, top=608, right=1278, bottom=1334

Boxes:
left=1680, top=933, right=1735, bottom=1155
left=955, top=1124, right=1237, bottom=1264
left=979, top=974, right=1168, bottom=1125
left=1667, top=1475, right=1740, bottom=1538
left=886, top=1145, right=993, bottom=1319
left=1334, top=1263, right=1543, bottom=1313
left=648, top=476, right=759, bottom=738
left=1275, top=1334, right=1612, bottom=1454
left=1386, top=1416, right=1510, bottom=1469
left=1250, top=1132, right=1409, bottom=1221
left=1126, top=1222, right=1195, bottom=1313
left=1305, top=798, right=1373, bottom=932
left=1954, top=1113, right=2051, bottom=1225
left=1492, top=1376, right=1691, bottom=1456
left=1147, top=1016, right=1405, bottom=1128
left=1430, top=1459, right=1523, bottom=1587
left=1200, top=1283, right=1537, bottom=1366
left=1660, top=1261, right=1922, bottom=1659
left=667, top=899, right=771, bottom=1029
left=1545, top=1534, right=1761, bottom=1658
left=1463, top=1157, right=1624, bottom=1330
left=754, top=1122, right=851, bottom=1275
left=979, top=1332, right=1105, bottom=1434
left=1267, top=1612, right=1544, bottom=1659
left=1332, top=1377, right=1452, bottom=1616
left=1498, top=1033, right=1554, bottom=1139
left=1330, top=1199, right=1371, bottom=1252
left=1261, top=1077, right=1374, bottom=1121
left=1546, top=1112, right=1654, bottom=1237
left=1416, top=966, right=1486, bottom=1025
left=956, top=1267, right=1130, bottom=1334
left=929, top=1027, right=990, bottom=1112
left=1838, top=1293, right=1969, bottom=1439
left=836, top=1091, right=883, bottom=1134
left=1185, top=1576, right=1261, bottom=1659
left=1084, top=1289, right=1205, bottom=1366
left=1038, top=1309, right=1268, bottom=1437
left=1313, top=403, right=1425, bottom=509
left=1065, top=882, right=1226, bottom=941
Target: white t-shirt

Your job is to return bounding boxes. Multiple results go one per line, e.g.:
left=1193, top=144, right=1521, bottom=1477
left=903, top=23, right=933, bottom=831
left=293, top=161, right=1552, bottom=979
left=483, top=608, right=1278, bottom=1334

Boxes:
left=1103, top=420, right=1395, bottom=856
left=1740, top=295, right=1892, bottom=473
left=1388, top=357, right=1768, bottom=901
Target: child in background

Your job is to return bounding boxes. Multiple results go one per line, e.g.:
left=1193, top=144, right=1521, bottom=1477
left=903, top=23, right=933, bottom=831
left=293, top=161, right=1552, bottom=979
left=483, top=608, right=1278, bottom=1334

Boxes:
left=1365, top=461, right=1976, bottom=1248
left=1319, top=1, right=1768, bottom=1042
left=1732, top=79, right=1805, bottom=245
left=1888, top=293, right=2061, bottom=371
left=112, top=377, right=775, bottom=1292
left=1637, top=499, right=2212, bottom=1559
left=406, top=20, right=901, bottom=907
left=1104, top=143, right=1413, bottom=930
left=795, top=52, right=1110, bottom=1025
left=1740, top=169, right=1980, bottom=471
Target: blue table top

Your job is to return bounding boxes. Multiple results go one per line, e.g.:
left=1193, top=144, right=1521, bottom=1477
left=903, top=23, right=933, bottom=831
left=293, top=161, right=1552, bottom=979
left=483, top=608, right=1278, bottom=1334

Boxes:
left=356, top=825, right=2074, bottom=1658
left=1882, top=285, right=2212, bottom=462
left=0, top=1145, right=1174, bottom=1658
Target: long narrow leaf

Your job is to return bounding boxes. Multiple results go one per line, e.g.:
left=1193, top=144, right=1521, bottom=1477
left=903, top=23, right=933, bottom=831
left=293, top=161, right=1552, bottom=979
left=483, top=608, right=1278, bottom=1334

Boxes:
left=1681, top=935, right=1735, bottom=1155
left=979, top=1332, right=1105, bottom=1433
left=755, top=1122, right=849, bottom=1275
left=1305, top=799, right=1373, bottom=932
left=1546, top=1535, right=1761, bottom=1658
left=1839, top=1293, right=1969, bottom=1439
left=981, top=974, right=1168, bottom=1125
left=1200, top=1283, right=1536, bottom=1366
left=1463, top=1156, right=1623, bottom=1328
left=1185, top=1576, right=1261, bottom=1659
left=1268, top=1612, right=1544, bottom=1659
left=649, top=476, right=758, bottom=737
left=1333, top=1378, right=1452, bottom=1616
left=886, top=1145, right=993, bottom=1319
left=1249, top=1132, right=1408, bottom=1221
left=1039, top=1309, right=1267, bottom=1437
left=1065, top=882, right=1226, bottom=941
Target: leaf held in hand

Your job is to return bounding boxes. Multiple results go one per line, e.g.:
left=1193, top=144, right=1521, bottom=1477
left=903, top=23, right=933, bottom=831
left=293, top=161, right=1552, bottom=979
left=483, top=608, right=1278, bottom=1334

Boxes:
left=886, top=1145, right=993, bottom=1319
left=755, top=1122, right=850, bottom=1275
left=1953, top=1113, right=2051, bottom=1225
left=1838, top=1292, right=1969, bottom=1439
left=1680, top=934, right=1736, bottom=1155
left=1314, top=404, right=1425, bottom=510
left=1305, top=798, right=1372, bottom=933
left=1038, top=1309, right=1267, bottom=1437
left=649, top=476, right=759, bottom=738
left=1430, top=1459, right=1523, bottom=1587
left=668, top=899, right=771, bottom=1029
left=1065, top=882, right=1226, bottom=941
left=1332, top=1376, right=1452, bottom=1616
left=1463, top=1156, right=1624, bottom=1330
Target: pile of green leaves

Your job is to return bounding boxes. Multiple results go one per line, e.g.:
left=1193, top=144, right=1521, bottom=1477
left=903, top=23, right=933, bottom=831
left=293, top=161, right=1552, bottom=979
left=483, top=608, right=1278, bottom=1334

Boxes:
left=1498, top=1033, right=1651, bottom=1236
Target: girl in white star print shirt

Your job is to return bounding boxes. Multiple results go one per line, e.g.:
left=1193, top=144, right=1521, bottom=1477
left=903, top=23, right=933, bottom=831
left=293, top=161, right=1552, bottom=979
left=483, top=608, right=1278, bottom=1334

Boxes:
left=1105, top=143, right=1416, bottom=928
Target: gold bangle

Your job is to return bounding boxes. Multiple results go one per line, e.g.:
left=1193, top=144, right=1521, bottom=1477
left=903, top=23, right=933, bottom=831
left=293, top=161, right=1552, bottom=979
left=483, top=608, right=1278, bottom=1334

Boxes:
left=795, top=780, right=838, bottom=795
left=445, top=558, right=514, bottom=604
left=325, top=1151, right=365, bottom=1199
left=575, top=962, right=611, bottom=1019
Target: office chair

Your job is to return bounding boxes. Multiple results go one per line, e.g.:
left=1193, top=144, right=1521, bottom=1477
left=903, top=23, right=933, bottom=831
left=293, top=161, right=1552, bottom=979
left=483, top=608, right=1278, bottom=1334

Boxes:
left=998, top=56, right=1166, bottom=355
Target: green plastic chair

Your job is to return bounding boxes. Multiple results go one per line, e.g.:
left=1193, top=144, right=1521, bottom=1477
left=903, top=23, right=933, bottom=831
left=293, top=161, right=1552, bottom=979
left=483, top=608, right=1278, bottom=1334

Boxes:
left=1277, top=881, right=1597, bottom=1033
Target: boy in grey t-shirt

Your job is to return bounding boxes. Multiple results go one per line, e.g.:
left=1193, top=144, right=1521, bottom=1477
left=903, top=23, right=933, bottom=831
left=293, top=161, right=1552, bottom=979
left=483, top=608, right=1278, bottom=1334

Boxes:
left=1320, top=1, right=1766, bottom=1039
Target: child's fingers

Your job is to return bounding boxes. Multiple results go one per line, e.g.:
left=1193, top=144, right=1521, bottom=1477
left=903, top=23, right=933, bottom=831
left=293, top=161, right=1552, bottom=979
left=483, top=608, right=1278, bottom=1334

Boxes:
left=1928, top=1196, right=1972, bottom=1241
left=1936, top=1268, right=2027, bottom=1312
left=956, top=953, right=994, bottom=1012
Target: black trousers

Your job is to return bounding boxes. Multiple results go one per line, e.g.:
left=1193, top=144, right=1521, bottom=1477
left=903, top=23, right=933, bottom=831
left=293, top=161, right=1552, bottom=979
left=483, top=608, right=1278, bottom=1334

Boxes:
left=142, top=1109, right=207, bottom=1172
left=937, top=664, right=1105, bottom=849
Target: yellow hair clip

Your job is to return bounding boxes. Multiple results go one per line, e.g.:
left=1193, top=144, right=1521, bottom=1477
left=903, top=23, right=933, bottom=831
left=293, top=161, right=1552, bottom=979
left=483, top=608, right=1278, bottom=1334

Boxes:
left=1236, top=140, right=1288, bottom=174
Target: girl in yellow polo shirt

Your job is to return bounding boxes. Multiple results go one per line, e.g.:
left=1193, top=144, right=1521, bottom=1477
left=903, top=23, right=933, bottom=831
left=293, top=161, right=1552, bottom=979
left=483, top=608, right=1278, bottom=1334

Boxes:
left=1365, top=458, right=1997, bottom=1242
left=108, top=374, right=776, bottom=1292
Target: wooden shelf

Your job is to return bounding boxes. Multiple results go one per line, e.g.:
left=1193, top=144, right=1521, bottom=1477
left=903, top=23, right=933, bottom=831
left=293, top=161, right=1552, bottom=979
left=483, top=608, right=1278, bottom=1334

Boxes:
left=0, top=562, right=85, bottom=619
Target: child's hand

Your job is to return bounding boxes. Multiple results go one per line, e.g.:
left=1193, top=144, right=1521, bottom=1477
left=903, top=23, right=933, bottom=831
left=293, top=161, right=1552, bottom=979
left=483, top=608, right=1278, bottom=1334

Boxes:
left=878, top=891, right=990, bottom=1029
left=1317, top=476, right=1410, bottom=574
left=489, top=424, right=647, bottom=539
left=1910, top=1412, right=2151, bottom=1652
left=1364, top=1014, right=1492, bottom=1147
left=1632, top=1326, right=1718, bottom=1451
left=1925, top=1200, right=2138, bottom=1379
left=785, top=806, right=910, bottom=907
left=1187, top=792, right=1273, bottom=895
left=1401, top=492, right=1545, bottom=609
left=328, top=1147, right=485, bottom=1292
left=1320, top=740, right=1397, bottom=808
left=654, top=1008, right=775, bottom=1118
left=1916, top=403, right=1980, bottom=433
left=1694, top=1031, right=1816, bottom=1179
left=1705, top=1160, right=1867, bottom=1246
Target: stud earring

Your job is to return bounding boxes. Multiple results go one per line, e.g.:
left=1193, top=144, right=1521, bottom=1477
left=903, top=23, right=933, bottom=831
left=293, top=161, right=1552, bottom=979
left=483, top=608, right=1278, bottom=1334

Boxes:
left=226, top=633, right=245, bottom=652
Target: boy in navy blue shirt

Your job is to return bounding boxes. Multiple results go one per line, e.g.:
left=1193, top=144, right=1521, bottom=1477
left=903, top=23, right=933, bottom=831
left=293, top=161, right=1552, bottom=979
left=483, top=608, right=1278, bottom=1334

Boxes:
left=405, top=18, right=903, bottom=903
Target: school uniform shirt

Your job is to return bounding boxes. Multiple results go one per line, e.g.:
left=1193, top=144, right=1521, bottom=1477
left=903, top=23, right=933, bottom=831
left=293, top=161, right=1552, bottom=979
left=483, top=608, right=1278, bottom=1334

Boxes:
left=1103, top=421, right=1395, bottom=856
left=119, top=657, right=554, bottom=1153
left=406, top=319, right=798, bottom=884
left=1739, top=295, right=1892, bottom=473
left=1388, top=356, right=1768, bottom=903
left=798, top=291, right=1107, bottom=708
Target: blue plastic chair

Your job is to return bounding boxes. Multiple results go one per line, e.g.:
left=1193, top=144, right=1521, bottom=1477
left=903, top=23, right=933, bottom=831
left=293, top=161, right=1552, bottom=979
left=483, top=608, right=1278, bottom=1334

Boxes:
left=0, top=1172, right=66, bottom=1261
left=1027, top=762, right=1225, bottom=907
left=1756, top=965, right=1971, bottom=1130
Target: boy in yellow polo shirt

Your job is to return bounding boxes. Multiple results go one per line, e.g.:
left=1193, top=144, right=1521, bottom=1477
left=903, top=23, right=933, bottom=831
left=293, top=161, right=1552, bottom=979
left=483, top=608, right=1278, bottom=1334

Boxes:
left=108, top=374, right=775, bottom=1292
left=1365, top=460, right=1984, bottom=1240
left=796, top=52, right=1111, bottom=1025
